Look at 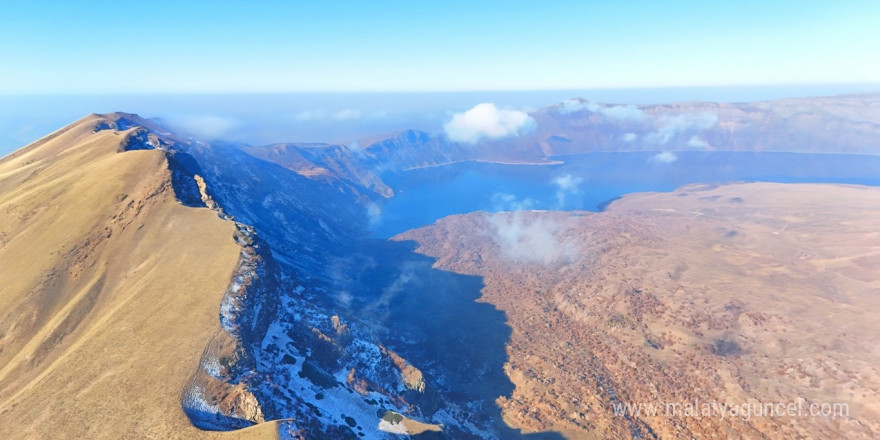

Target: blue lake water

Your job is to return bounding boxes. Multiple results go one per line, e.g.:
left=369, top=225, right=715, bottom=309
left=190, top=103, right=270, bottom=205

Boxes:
left=371, top=151, right=880, bottom=237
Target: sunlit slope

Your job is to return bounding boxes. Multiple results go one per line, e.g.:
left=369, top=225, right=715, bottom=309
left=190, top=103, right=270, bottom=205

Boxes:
left=398, top=182, right=880, bottom=439
left=0, top=115, right=276, bottom=439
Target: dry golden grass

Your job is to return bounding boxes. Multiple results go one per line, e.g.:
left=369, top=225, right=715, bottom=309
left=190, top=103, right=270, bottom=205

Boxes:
left=0, top=115, right=277, bottom=439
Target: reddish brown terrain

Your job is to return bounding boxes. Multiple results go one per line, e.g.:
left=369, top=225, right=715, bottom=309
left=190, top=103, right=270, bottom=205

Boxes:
left=396, top=182, right=880, bottom=439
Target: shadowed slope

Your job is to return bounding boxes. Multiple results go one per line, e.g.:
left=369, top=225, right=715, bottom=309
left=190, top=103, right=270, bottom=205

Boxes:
left=0, top=115, right=277, bottom=439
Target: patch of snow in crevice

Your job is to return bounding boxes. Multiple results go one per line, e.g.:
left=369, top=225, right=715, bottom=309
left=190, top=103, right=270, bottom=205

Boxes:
left=202, top=356, right=222, bottom=378
left=377, top=419, right=408, bottom=434
left=182, top=385, right=220, bottom=414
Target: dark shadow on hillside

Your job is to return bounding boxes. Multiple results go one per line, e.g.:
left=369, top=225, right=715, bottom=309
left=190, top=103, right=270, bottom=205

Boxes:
left=165, top=149, right=209, bottom=207
left=183, top=141, right=370, bottom=274
left=183, top=407, right=255, bottom=431
left=179, top=139, right=565, bottom=437
left=327, top=238, right=566, bottom=440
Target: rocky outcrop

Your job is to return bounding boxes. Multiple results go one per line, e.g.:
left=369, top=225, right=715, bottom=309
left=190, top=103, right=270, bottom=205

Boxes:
left=182, top=223, right=277, bottom=430
left=380, top=346, right=425, bottom=393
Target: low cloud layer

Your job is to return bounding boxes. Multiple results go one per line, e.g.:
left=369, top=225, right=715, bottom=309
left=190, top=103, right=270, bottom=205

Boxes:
left=365, top=201, right=382, bottom=226
left=646, top=112, right=718, bottom=144
left=687, top=135, right=710, bottom=148
left=294, top=108, right=373, bottom=122
left=558, top=99, right=646, bottom=121
left=651, top=151, right=678, bottom=164
left=363, top=262, right=418, bottom=324
left=491, top=192, right=538, bottom=211
left=333, top=109, right=363, bottom=121
left=552, top=173, right=583, bottom=208
left=553, top=174, right=582, bottom=192
left=167, top=115, right=242, bottom=140
left=488, top=213, right=576, bottom=264
left=444, top=103, right=536, bottom=143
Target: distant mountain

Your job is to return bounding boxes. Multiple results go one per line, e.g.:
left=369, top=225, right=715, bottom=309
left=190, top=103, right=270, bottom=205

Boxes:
left=533, top=94, right=880, bottom=155
left=240, top=94, right=880, bottom=199
left=241, top=142, right=394, bottom=198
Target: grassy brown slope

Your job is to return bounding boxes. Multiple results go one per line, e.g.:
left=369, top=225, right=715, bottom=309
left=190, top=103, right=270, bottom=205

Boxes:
left=0, top=115, right=277, bottom=439
left=396, top=182, right=880, bottom=439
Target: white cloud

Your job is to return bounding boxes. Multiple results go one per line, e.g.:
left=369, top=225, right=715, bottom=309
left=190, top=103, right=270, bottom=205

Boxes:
left=651, top=151, right=678, bottom=164
left=558, top=99, right=588, bottom=114
left=444, top=103, right=536, bottom=143
left=687, top=135, right=710, bottom=148
left=168, top=115, right=241, bottom=140
left=294, top=108, right=376, bottom=122
left=365, top=201, right=382, bottom=226
left=364, top=262, right=418, bottom=323
left=552, top=173, right=583, bottom=208
left=332, top=108, right=363, bottom=121
left=552, top=174, right=583, bottom=192
left=646, top=112, right=718, bottom=144
left=488, top=213, right=576, bottom=264
left=293, top=109, right=326, bottom=121
left=622, top=132, right=638, bottom=142
left=557, top=99, right=645, bottom=120
left=491, top=192, right=538, bottom=211
left=599, top=104, right=646, bottom=120
left=336, top=290, right=353, bottom=307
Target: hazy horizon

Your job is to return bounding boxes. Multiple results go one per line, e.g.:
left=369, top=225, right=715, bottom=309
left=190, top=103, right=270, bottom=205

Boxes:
left=3, top=83, right=879, bottom=157
left=5, top=1, right=878, bottom=156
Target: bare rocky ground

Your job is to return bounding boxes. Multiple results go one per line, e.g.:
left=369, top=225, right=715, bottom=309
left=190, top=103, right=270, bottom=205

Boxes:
left=397, top=182, right=880, bottom=439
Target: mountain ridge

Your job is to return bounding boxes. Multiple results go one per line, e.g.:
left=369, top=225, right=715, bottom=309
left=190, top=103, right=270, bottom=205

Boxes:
left=0, top=113, right=281, bottom=439
left=6, top=114, right=531, bottom=438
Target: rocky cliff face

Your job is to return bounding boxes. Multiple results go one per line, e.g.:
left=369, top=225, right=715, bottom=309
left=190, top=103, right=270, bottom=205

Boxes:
left=241, top=143, right=394, bottom=198
left=182, top=220, right=280, bottom=430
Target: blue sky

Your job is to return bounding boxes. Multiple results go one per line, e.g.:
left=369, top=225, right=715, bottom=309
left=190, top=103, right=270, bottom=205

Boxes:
left=1, top=1, right=878, bottom=93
